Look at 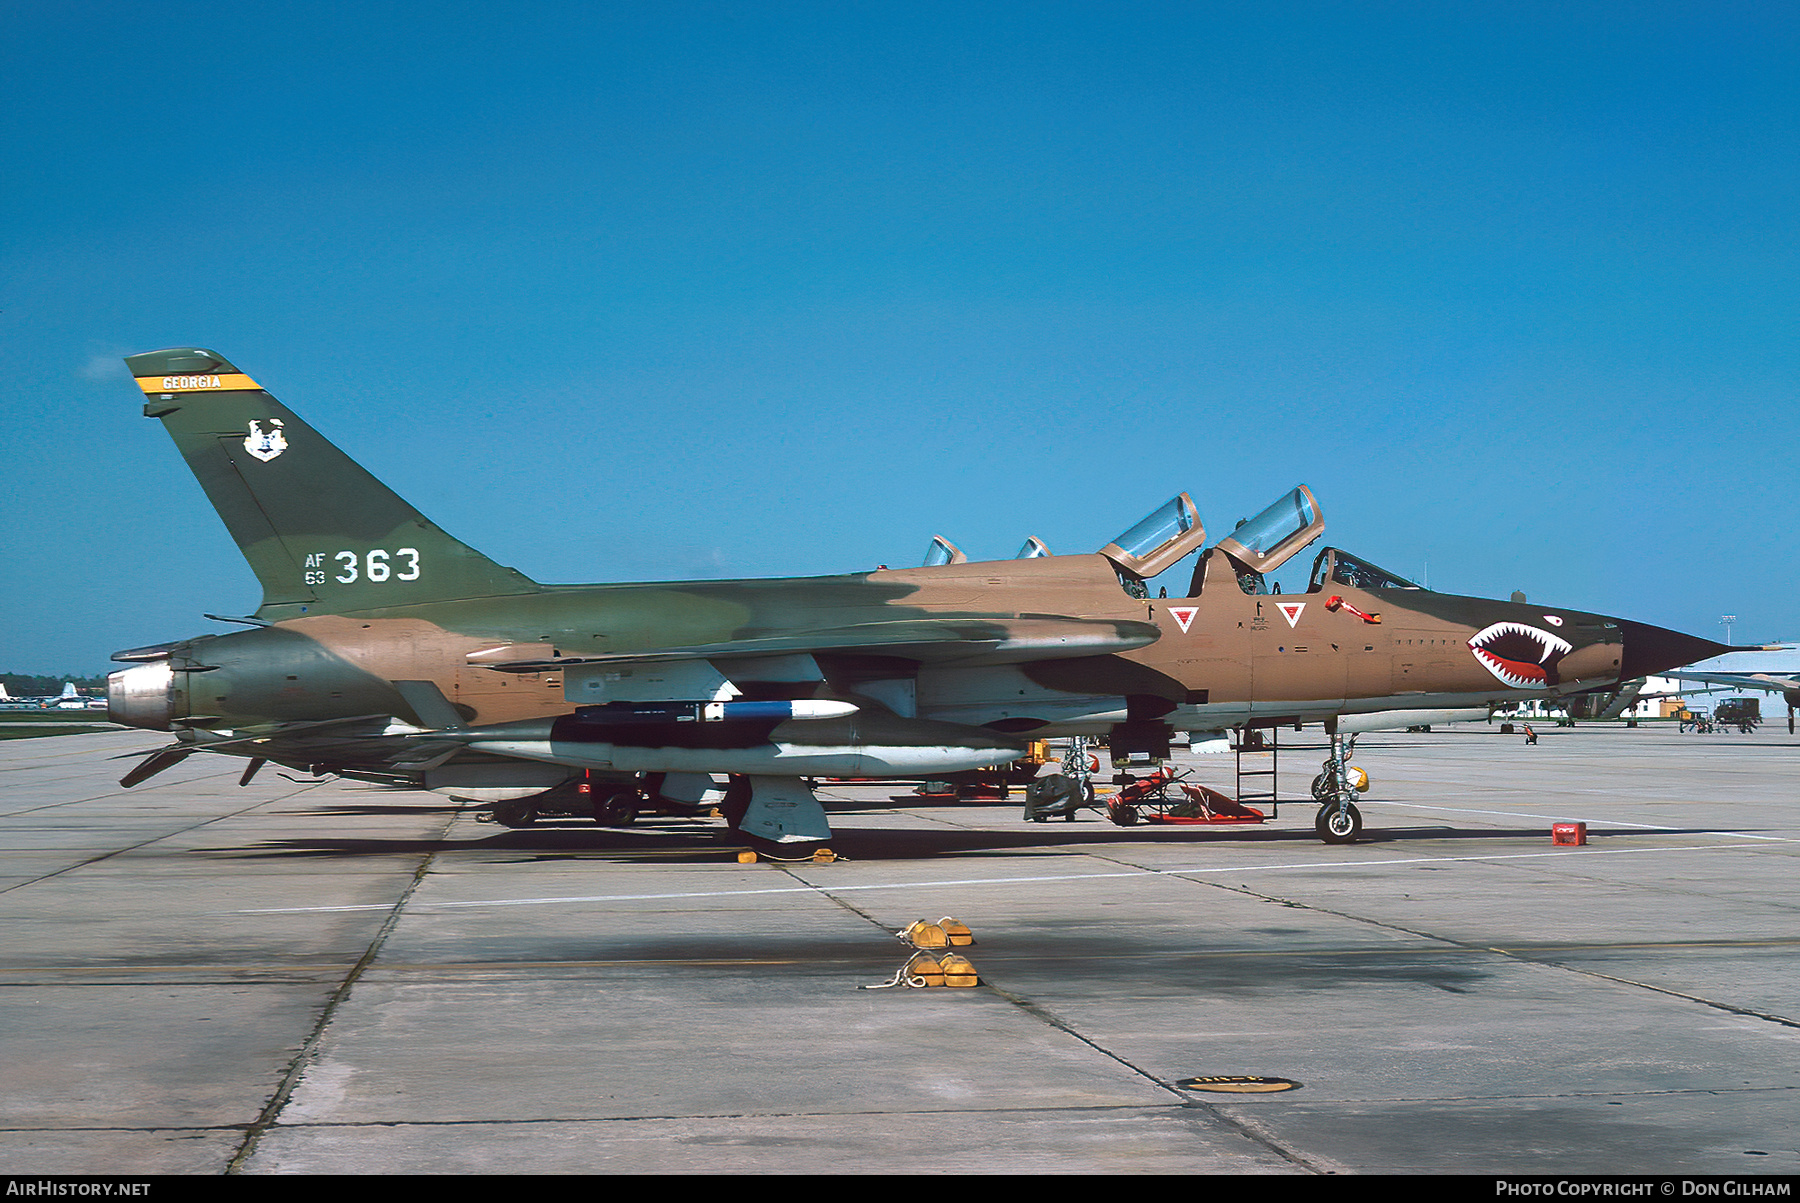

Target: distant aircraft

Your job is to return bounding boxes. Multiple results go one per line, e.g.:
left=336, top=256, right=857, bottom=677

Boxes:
left=105, top=347, right=1725, bottom=848
left=4, top=682, right=95, bottom=709
left=50, top=683, right=103, bottom=710
left=1665, top=647, right=1800, bottom=733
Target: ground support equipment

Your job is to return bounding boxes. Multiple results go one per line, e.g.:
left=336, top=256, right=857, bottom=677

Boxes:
left=1104, top=766, right=1267, bottom=827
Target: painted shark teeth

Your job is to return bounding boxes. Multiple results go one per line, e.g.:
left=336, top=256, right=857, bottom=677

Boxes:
left=1468, top=622, right=1575, bottom=689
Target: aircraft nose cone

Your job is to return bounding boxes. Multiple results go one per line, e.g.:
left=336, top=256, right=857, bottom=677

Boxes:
left=1616, top=620, right=1733, bottom=680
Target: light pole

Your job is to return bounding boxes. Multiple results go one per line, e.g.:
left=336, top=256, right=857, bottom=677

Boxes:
left=1720, top=615, right=1737, bottom=647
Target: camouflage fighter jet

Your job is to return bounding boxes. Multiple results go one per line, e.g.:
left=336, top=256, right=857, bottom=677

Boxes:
left=108, top=348, right=1726, bottom=847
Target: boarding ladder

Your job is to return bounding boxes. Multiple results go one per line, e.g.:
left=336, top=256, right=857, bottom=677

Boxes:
left=1232, top=728, right=1338, bottom=817
left=1233, top=728, right=1280, bottom=815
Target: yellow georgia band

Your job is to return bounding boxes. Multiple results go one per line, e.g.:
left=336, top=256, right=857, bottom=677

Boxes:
left=135, top=373, right=263, bottom=394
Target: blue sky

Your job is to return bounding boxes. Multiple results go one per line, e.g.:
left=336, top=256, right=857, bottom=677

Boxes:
left=3, top=2, right=1796, bottom=674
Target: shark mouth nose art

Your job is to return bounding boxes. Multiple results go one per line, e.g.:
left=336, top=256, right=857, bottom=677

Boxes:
left=1469, top=622, right=1574, bottom=689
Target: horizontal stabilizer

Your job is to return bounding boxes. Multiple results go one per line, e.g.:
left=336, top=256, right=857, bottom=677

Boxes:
left=118, top=746, right=196, bottom=788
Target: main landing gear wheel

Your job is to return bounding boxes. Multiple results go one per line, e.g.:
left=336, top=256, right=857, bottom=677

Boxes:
left=492, top=799, right=539, bottom=828
left=1315, top=802, right=1362, bottom=844
left=590, top=788, right=639, bottom=826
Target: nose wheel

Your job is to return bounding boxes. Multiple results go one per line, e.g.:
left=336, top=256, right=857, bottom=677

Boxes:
left=1315, top=800, right=1363, bottom=844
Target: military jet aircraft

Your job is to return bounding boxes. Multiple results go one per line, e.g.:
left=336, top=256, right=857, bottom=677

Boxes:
left=6, top=682, right=103, bottom=710
left=107, top=348, right=1726, bottom=847
left=1664, top=647, right=1800, bottom=733
left=49, top=683, right=104, bottom=710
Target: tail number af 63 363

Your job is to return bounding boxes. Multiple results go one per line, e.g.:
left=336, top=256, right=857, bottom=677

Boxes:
left=302, top=549, right=421, bottom=586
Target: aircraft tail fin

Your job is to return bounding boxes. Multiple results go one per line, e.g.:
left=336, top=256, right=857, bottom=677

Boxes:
left=126, top=349, right=539, bottom=619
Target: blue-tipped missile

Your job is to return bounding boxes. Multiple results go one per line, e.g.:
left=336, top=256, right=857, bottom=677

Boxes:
left=571, top=699, right=860, bottom=726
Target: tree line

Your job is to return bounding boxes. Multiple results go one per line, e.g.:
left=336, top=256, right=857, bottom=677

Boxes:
left=1, top=674, right=109, bottom=696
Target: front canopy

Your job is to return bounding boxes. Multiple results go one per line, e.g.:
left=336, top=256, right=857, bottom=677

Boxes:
left=1098, top=493, right=1206, bottom=580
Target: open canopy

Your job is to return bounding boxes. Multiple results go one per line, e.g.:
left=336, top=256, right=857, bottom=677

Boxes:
left=1213, top=486, right=1325, bottom=575
left=1099, top=493, right=1206, bottom=580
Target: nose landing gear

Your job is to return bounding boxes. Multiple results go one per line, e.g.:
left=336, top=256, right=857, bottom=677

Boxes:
left=1313, top=731, right=1366, bottom=844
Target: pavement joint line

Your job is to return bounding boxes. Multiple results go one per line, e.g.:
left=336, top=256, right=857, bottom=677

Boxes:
left=223, top=807, right=459, bottom=1174
left=3, top=1083, right=1796, bottom=1136
left=0, top=782, right=335, bottom=897
left=1200, top=874, right=1800, bottom=1036
left=771, top=856, right=1322, bottom=1173
left=1503, top=962, right=1800, bottom=1032
left=767, top=860, right=902, bottom=941
left=950, top=977, right=1327, bottom=1174
left=180, top=1101, right=1289, bottom=1128
left=0, top=768, right=250, bottom=816
left=225, top=840, right=1782, bottom=914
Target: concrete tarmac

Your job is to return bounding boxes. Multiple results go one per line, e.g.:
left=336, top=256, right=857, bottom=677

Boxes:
left=1, top=723, right=1795, bottom=1175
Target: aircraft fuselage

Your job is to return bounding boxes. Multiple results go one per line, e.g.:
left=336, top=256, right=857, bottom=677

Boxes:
left=115, top=551, right=1631, bottom=753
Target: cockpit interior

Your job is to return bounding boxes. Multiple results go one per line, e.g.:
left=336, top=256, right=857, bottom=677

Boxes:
left=1306, top=547, right=1422, bottom=593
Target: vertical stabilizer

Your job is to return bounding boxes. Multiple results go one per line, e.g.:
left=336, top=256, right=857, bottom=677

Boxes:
left=126, top=348, right=539, bottom=619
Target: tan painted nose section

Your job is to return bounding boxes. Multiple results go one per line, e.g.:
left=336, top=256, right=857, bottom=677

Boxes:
left=1557, top=639, right=1623, bottom=687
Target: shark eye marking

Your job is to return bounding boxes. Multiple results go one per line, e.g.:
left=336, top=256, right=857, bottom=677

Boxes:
left=1468, top=622, right=1574, bottom=689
